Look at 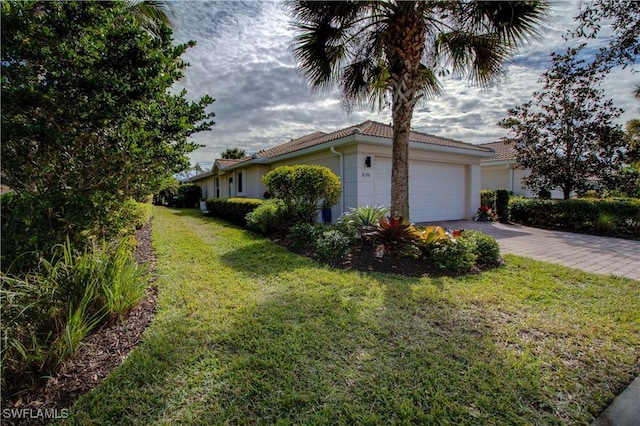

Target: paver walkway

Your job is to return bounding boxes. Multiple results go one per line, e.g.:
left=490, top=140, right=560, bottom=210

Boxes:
left=434, top=221, right=640, bottom=281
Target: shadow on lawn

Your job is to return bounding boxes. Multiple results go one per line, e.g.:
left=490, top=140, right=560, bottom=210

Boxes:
left=65, top=272, right=557, bottom=425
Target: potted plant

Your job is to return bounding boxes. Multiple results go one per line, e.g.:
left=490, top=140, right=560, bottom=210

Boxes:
left=476, top=205, right=495, bottom=222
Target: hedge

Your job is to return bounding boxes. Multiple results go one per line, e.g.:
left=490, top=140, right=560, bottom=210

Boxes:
left=508, top=197, right=640, bottom=238
left=205, top=198, right=263, bottom=227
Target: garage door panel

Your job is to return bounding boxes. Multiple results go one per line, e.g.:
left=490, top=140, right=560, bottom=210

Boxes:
left=374, top=157, right=465, bottom=222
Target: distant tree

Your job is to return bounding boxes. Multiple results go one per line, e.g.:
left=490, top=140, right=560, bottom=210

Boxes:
left=608, top=120, right=640, bottom=197
left=573, top=0, right=640, bottom=69
left=287, top=1, right=547, bottom=220
left=499, top=46, right=626, bottom=200
left=193, top=162, right=203, bottom=173
left=573, top=0, right=640, bottom=96
left=1, top=1, right=214, bottom=254
left=220, top=148, right=246, bottom=159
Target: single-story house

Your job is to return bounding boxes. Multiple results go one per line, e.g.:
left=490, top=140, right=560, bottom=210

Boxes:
left=479, top=140, right=566, bottom=199
left=188, top=120, right=495, bottom=223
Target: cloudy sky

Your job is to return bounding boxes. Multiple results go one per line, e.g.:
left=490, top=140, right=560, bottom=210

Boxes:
left=169, top=1, right=639, bottom=170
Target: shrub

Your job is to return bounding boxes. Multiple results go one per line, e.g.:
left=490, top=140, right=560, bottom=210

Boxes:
left=508, top=197, right=640, bottom=237
left=205, top=198, right=263, bottom=228
left=424, top=239, right=476, bottom=273
left=262, top=165, right=341, bottom=223
left=338, top=205, right=390, bottom=238
left=245, top=199, right=289, bottom=234
left=459, top=230, right=501, bottom=266
left=287, top=223, right=321, bottom=250
left=177, top=184, right=202, bottom=208
left=314, top=229, right=352, bottom=262
left=495, top=188, right=511, bottom=223
left=480, top=190, right=496, bottom=209
left=367, top=217, right=421, bottom=257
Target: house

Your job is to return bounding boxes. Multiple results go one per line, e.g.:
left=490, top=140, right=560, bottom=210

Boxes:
left=479, top=140, right=566, bottom=199
left=188, top=121, right=495, bottom=223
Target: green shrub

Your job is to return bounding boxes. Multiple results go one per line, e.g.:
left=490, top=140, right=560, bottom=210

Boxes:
left=459, top=230, right=501, bottom=266
left=424, top=239, right=476, bottom=273
left=245, top=199, right=289, bottom=234
left=338, top=205, right=389, bottom=238
left=480, top=190, right=496, bottom=209
left=177, top=184, right=202, bottom=208
left=495, top=188, right=511, bottom=223
left=262, top=165, right=341, bottom=223
left=206, top=198, right=263, bottom=228
left=508, top=197, right=640, bottom=237
left=287, top=223, right=321, bottom=250
left=314, top=229, right=352, bottom=262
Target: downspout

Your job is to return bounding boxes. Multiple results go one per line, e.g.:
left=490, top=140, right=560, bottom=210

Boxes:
left=509, top=163, right=515, bottom=193
left=330, top=146, right=344, bottom=217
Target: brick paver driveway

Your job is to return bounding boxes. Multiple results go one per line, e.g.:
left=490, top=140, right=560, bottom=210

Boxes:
left=433, top=221, right=640, bottom=281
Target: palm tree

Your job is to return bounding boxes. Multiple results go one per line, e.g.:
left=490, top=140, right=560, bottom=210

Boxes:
left=287, top=1, right=547, bottom=219
left=124, top=0, right=172, bottom=37
left=221, top=147, right=246, bottom=159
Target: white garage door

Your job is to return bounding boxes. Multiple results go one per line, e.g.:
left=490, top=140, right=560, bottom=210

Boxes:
left=374, top=157, right=466, bottom=222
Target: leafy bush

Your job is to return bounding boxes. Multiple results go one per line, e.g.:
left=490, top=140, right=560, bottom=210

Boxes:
left=206, top=198, right=263, bottom=228
left=314, top=229, right=352, bottom=262
left=495, top=188, right=511, bottom=223
left=1, top=236, right=146, bottom=388
left=424, top=239, right=476, bottom=273
left=508, top=197, right=640, bottom=237
left=338, top=205, right=390, bottom=238
left=459, top=230, right=501, bottom=266
left=480, top=190, right=496, bottom=209
left=287, top=223, right=321, bottom=250
left=245, top=199, right=289, bottom=234
left=367, top=217, right=421, bottom=257
left=177, top=184, right=202, bottom=208
left=262, top=165, right=341, bottom=223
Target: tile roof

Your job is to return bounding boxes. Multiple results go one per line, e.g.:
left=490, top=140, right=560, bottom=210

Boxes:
left=255, top=120, right=492, bottom=159
left=214, top=121, right=494, bottom=169
left=478, top=140, right=516, bottom=162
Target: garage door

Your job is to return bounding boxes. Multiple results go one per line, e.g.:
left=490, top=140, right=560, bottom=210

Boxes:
left=374, top=158, right=466, bottom=222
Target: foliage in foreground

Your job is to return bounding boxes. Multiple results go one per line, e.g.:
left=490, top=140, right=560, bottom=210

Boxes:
left=1, top=0, right=214, bottom=265
left=63, top=208, right=640, bottom=425
left=1, top=236, right=147, bottom=391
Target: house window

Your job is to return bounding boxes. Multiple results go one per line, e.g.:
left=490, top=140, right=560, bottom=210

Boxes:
left=214, top=177, right=220, bottom=198
left=237, top=171, right=244, bottom=194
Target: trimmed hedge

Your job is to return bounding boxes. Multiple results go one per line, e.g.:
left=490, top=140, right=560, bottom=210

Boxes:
left=205, top=198, right=263, bottom=227
left=508, top=197, right=640, bottom=238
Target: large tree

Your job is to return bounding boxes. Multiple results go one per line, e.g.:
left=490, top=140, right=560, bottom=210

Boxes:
left=287, top=1, right=546, bottom=219
left=1, top=1, right=214, bottom=248
left=499, top=46, right=626, bottom=199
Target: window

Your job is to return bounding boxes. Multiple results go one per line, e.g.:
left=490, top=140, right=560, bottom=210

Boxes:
left=214, top=177, right=220, bottom=198
left=237, top=171, right=243, bottom=194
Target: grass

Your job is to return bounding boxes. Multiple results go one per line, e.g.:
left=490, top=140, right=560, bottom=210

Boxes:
left=63, top=207, right=640, bottom=425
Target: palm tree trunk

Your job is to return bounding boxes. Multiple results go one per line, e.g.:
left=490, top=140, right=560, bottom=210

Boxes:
left=387, top=9, right=426, bottom=220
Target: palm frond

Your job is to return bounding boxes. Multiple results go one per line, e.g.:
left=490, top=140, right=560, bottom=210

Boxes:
left=124, top=0, right=172, bottom=36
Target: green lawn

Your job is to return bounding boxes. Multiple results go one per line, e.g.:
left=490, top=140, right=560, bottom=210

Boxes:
left=63, top=207, right=640, bottom=425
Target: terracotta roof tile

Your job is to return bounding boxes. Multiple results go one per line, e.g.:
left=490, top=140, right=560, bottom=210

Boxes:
left=213, top=121, right=493, bottom=169
left=478, top=141, right=516, bottom=162
left=256, top=120, right=492, bottom=160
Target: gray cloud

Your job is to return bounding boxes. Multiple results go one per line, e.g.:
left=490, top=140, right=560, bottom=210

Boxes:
left=170, top=1, right=639, bottom=168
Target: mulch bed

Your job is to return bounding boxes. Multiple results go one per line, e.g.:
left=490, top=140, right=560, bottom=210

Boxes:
left=2, top=222, right=159, bottom=425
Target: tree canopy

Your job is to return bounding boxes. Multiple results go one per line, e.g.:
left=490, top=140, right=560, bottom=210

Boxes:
left=1, top=1, right=214, bottom=253
left=287, top=1, right=547, bottom=219
left=499, top=46, right=626, bottom=199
